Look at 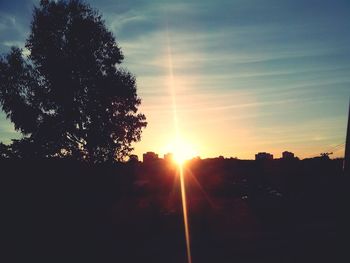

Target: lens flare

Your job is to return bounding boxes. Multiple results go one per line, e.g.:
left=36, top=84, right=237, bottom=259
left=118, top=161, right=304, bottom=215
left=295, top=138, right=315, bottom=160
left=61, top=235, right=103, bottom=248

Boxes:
left=179, top=164, right=192, bottom=263
left=166, top=27, right=192, bottom=263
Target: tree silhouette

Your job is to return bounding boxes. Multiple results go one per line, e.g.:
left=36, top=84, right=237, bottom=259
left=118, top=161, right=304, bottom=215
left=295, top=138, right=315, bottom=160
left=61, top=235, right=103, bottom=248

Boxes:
left=0, top=0, right=146, bottom=162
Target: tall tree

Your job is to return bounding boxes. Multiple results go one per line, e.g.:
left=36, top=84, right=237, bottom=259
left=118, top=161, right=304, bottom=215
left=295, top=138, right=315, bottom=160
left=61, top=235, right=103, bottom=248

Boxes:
left=0, top=0, right=147, bottom=162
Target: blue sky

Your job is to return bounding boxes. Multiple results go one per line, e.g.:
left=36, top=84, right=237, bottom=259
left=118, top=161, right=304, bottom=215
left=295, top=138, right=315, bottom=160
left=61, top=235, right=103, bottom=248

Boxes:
left=0, top=0, right=349, bottom=159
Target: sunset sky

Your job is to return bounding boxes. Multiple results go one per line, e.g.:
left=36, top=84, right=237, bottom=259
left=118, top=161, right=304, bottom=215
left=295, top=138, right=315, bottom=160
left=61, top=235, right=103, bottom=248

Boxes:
left=0, top=0, right=349, bottom=159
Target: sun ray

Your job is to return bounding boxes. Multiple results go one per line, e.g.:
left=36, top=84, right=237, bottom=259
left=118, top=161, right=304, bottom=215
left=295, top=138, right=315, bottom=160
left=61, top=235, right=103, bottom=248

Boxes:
left=179, top=164, right=192, bottom=263
left=166, top=26, right=192, bottom=263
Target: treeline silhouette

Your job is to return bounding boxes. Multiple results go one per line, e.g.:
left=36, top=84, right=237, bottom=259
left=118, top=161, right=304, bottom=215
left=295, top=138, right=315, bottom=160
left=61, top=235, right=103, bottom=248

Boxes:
left=1, top=157, right=346, bottom=263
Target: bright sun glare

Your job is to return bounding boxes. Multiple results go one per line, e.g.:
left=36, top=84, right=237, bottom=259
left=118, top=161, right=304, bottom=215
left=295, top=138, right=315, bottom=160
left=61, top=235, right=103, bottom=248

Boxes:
left=169, top=138, right=197, bottom=165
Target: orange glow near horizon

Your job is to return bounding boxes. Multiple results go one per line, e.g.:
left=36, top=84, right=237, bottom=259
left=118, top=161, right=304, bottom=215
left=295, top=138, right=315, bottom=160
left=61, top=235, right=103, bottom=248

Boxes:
left=166, top=138, right=198, bottom=165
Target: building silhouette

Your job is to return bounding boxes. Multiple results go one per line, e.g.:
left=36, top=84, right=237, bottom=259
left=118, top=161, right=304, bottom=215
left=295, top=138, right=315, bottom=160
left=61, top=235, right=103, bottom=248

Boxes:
left=143, top=152, right=159, bottom=163
left=255, top=152, right=273, bottom=160
left=282, top=151, right=294, bottom=159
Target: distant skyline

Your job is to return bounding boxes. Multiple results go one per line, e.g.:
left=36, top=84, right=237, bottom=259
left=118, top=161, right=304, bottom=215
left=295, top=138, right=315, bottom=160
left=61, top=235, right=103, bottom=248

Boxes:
left=1, top=0, right=349, bottom=159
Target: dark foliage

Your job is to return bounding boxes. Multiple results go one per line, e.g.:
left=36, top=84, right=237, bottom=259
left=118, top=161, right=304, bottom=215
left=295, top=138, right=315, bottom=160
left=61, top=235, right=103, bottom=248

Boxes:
left=0, top=0, right=146, bottom=162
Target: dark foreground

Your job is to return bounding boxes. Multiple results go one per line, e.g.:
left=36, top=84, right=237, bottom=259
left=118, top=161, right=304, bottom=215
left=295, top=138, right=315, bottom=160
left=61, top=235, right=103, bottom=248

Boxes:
left=1, top=158, right=346, bottom=263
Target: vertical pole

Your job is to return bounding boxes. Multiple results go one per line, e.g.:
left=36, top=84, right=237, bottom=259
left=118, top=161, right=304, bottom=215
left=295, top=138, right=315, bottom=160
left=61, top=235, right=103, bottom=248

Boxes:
left=344, top=98, right=350, bottom=175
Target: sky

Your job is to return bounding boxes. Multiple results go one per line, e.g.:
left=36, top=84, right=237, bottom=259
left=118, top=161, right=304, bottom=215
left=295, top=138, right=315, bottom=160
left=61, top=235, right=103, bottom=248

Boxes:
left=0, top=0, right=349, bottom=160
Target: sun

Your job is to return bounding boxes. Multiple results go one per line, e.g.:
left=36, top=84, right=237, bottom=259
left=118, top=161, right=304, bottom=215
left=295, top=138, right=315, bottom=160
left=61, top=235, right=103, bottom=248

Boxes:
left=168, top=138, right=197, bottom=165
